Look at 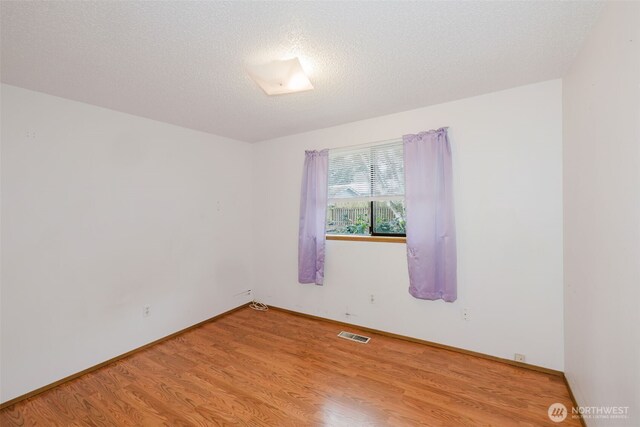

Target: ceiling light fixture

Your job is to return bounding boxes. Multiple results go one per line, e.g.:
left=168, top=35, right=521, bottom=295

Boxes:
left=246, top=57, right=314, bottom=96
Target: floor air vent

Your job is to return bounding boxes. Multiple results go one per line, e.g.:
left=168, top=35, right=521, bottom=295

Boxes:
left=337, top=331, right=371, bottom=344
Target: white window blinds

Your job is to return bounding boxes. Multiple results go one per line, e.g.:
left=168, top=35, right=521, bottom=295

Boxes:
left=328, top=140, right=404, bottom=202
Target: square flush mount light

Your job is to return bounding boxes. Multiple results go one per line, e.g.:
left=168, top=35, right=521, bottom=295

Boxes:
left=246, top=57, right=314, bottom=95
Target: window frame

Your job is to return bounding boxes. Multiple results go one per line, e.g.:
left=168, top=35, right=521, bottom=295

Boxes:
left=369, top=200, right=406, bottom=237
left=326, top=141, right=406, bottom=239
left=326, top=234, right=406, bottom=243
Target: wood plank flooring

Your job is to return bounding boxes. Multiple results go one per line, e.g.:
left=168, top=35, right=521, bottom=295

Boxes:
left=0, top=307, right=580, bottom=426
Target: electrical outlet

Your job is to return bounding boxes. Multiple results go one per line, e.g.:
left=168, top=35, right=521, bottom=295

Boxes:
left=462, top=308, right=470, bottom=321
left=370, top=294, right=375, bottom=304
left=143, top=305, right=151, bottom=318
left=514, top=353, right=526, bottom=362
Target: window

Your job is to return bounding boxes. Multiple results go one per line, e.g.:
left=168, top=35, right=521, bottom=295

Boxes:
left=327, top=140, right=406, bottom=237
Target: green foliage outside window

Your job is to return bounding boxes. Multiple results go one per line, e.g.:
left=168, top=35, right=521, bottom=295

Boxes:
left=343, top=215, right=370, bottom=235
left=326, top=200, right=406, bottom=236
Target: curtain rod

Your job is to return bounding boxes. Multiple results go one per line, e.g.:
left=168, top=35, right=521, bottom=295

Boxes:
left=328, top=127, right=448, bottom=153
left=329, top=136, right=403, bottom=153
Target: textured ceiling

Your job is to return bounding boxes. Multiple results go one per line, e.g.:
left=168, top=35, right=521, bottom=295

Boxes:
left=1, top=1, right=603, bottom=142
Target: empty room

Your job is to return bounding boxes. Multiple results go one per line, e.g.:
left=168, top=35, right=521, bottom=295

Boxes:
left=0, top=1, right=638, bottom=426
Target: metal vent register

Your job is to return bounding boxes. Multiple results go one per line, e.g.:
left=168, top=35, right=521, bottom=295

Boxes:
left=337, top=331, right=371, bottom=344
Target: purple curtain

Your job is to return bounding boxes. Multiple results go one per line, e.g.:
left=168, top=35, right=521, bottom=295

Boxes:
left=298, top=150, right=329, bottom=285
left=403, top=128, right=457, bottom=302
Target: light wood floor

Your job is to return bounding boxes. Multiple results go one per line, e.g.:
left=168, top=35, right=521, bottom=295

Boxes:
left=1, top=307, right=579, bottom=426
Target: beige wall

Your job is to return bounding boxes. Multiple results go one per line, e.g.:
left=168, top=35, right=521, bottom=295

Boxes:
left=251, top=80, right=565, bottom=370
left=563, top=2, right=640, bottom=425
left=0, top=85, right=254, bottom=402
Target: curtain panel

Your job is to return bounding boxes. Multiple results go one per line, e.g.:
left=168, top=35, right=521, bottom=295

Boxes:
left=403, top=128, right=457, bottom=302
left=298, top=150, right=329, bottom=285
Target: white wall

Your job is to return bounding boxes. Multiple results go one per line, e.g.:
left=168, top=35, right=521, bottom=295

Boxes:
left=0, top=85, right=253, bottom=403
left=252, top=80, right=565, bottom=370
left=563, top=2, right=640, bottom=426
